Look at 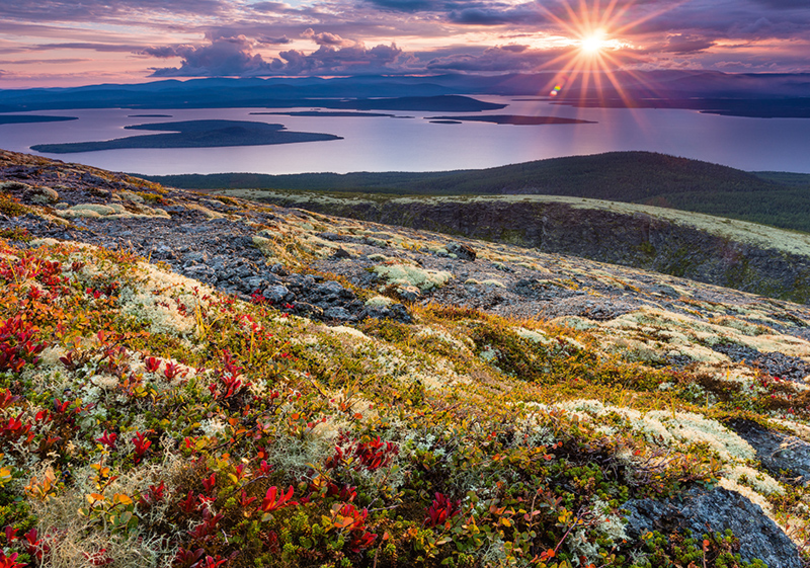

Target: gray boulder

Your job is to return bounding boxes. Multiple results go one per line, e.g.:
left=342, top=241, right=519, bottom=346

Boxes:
left=624, top=487, right=800, bottom=568
left=728, top=419, right=810, bottom=484
left=263, top=285, right=290, bottom=303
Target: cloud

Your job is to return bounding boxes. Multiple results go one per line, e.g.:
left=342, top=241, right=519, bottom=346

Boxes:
left=301, top=28, right=354, bottom=47
left=278, top=42, right=406, bottom=75
left=147, top=36, right=278, bottom=77
left=0, top=0, right=225, bottom=22
left=361, top=0, right=444, bottom=12
left=144, top=35, right=407, bottom=77
left=250, top=2, right=294, bottom=13
left=35, top=42, right=145, bottom=53
left=447, top=6, right=548, bottom=26
left=661, top=34, right=716, bottom=54
left=258, top=36, right=292, bottom=45
left=425, top=44, right=569, bottom=72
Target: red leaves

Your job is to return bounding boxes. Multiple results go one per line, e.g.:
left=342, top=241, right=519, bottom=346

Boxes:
left=178, top=490, right=198, bottom=515
left=96, top=430, right=117, bottom=450
left=201, top=473, right=217, bottom=495
left=210, top=350, right=249, bottom=401
left=424, top=492, right=461, bottom=528
left=173, top=548, right=205, bottom=568
left=0, top=551, right=26, bottom=568
left=0, top=389, right=18, bottom=411
left=238, top=490, right=257, bottom=509
left=132, top=431, right=152, bottom=464
left=23, top=528, right=46, bottom=562
left=144, top=356, right=161, bottom=373
left=354, top=436, right=398, bottom=471
left=0, top=315, right=45, bottom=373
left=328, top=503, right=377, bottom=553
left=326, top=434, right=399, bottom=473
left=0, top=413, right=33, bottom=445
left=140, top=481, right=167, bottom=508
left=163, top=362, right=184, bottom=381
left=260, top=485, right=296, bottom=514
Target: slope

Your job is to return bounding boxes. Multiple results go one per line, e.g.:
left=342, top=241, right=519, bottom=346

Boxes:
left=2, top=148, right=810, bottom=567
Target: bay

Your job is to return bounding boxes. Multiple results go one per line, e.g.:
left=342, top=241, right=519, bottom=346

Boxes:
left=1, top=96, right=809, bottom=174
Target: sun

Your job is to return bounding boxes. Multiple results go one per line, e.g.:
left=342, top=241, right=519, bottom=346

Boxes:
left=580, top=30, right=608, bottom=55
left=532, top=0, right=681, bottom=103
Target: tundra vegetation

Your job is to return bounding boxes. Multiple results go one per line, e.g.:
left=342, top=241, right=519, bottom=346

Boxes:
left=2, top=150, right=810, bottom=567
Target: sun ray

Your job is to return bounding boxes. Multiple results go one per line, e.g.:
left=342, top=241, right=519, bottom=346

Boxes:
left=527, top=0, right=688, bottom=109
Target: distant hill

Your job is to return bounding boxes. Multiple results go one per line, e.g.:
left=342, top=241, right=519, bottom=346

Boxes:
left=144, top=151, right=810, bottom=234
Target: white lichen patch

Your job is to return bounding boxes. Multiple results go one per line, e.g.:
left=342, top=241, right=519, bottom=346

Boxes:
left=373, top=263, right=453, bottom=291
left=327, top=326, right=372, bottom=341
left=56, top=202, right=170, bottom=220
left=365, top=295, right=394, bottom=308
left=514, top=327, right=552, bottom=345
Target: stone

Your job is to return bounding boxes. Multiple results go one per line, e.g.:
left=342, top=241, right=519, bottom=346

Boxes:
left=324, top=306, right=353, bottom=321
left=263, top=285, right=290, bottom=303
left=396, top=285, right=421, bottom=303
left=624, top=487, right=801, bottom=568
left=183, top=264, right=215, bottom=278
left=183, top=251, right=207, bottom=265
left=245, top=276, right=266, bottom=290
left=447, top=242, right=477, bottom=261
left=727, top=419, right=810, bottom=484
left=315, top=281, right=349, bottom=298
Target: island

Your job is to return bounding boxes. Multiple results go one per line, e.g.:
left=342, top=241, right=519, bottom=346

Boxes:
left=30, top=119, right=342, bottom=154
left=0, top=115, right=77, bottom=125
left=426, top=114, right=596, bottom=125
left=251, top=111, right=398, bottom=118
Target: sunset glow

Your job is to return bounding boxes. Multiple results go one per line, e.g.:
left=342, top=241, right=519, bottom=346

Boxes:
left=0, top=0, right=808, bottom=87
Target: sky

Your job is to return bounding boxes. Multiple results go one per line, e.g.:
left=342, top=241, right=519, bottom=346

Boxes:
left=0, top=0, right=809, bottom=88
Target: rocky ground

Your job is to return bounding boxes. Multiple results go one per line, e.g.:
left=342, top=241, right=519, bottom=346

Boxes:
left=3, top=148, right=810, bottom=567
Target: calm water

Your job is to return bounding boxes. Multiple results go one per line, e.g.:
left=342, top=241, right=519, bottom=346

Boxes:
left=1, top=96, right=809, bottom=175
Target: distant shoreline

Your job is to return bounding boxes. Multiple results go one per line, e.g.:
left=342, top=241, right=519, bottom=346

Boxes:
left=426, top=114, right=596, bottom=125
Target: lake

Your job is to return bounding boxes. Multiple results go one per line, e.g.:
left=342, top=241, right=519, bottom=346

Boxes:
left=2, top=96, right=809, bottom=174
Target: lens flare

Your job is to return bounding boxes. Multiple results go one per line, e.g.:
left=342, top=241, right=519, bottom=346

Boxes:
left=533, top=0, right=684, bottom=106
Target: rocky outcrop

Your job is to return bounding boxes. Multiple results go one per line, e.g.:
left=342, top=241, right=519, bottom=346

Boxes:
left=625, top=487, right=802, bottom=568
left=258, top=197, right=810, bottom=305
